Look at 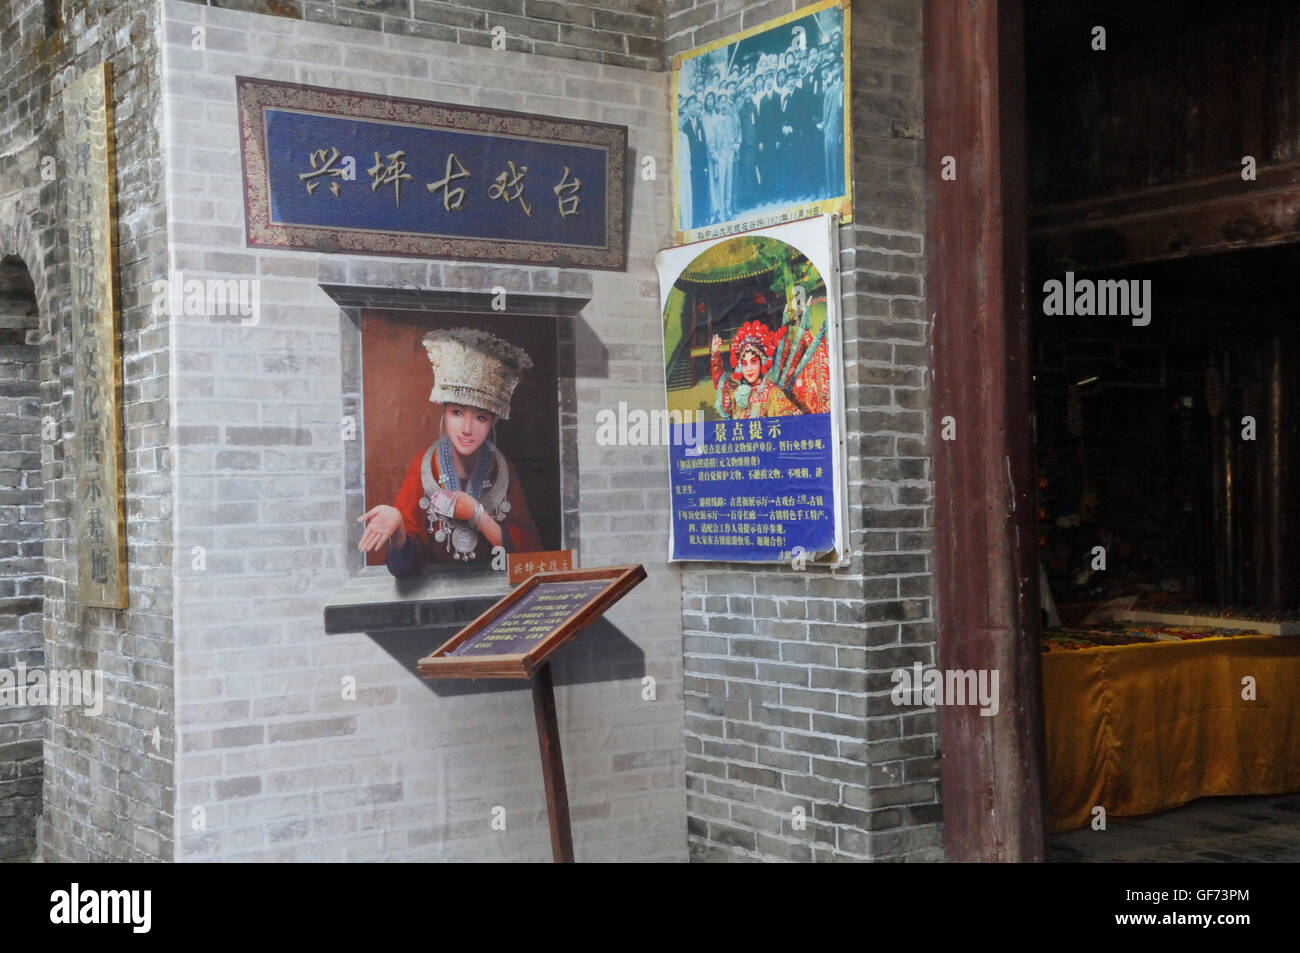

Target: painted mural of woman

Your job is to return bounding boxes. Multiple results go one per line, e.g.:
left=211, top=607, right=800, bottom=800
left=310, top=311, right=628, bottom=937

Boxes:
left=710, top=319, right=801, bottom=419
left=357, top=327, right=543, bottom=576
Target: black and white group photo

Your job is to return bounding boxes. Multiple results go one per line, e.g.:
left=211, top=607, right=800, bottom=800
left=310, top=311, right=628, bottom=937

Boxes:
left=674, top=1, right=848, bottom=233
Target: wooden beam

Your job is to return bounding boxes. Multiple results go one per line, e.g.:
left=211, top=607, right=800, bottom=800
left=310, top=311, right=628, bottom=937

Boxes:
left=1031, top=162, right=1300, bottom=272
left=925, top=0, right=1048, bottom=862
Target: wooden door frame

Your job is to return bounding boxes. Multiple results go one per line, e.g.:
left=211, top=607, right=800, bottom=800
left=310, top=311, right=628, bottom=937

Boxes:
left=924, top=0, right=1049, bottom=862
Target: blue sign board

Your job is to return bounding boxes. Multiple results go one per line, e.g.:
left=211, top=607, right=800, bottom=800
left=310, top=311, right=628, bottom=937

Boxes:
left=237, top=78, right=627, bottom=269
left=668, top=413, right=836, bottom=561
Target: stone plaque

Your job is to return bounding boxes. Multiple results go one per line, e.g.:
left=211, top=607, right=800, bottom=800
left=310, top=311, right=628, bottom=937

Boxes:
left=63, top=63, right=127, bottom=608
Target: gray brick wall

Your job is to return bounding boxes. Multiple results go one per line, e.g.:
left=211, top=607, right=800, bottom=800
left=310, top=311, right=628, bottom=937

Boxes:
left=178, top=0, right=665, bottom=70
left=1, top=0, right=938, bottom=863
left=0, top=258, right=43, bottom=860
left=669, top=0, right=940, bottom=862
left=665, top=0, right=800, bottom=63
left=165, top=0, right=685, bottom=861
left=0, top=0, right=175, bottom=862
left=840, top=0, right=939, bottom=860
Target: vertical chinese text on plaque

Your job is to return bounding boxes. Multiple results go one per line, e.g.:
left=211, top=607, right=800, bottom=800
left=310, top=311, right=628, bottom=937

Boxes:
left=63, top=63, right=127, bottom=608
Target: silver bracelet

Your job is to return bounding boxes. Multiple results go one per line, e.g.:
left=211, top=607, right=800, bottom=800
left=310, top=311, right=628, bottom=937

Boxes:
left=471, top=502, right=484, bottom=528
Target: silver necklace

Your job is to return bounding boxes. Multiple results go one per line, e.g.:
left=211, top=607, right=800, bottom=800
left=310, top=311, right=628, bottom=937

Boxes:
left=418, top=439, right=510, bottom=561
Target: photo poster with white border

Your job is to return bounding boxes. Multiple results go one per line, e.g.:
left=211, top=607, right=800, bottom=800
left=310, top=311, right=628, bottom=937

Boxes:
left=656, top=215, right=848, bottom=565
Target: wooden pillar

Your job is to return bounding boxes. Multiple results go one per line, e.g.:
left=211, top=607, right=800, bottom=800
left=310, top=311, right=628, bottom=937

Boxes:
left=924, top=0, right=1048, bottom=861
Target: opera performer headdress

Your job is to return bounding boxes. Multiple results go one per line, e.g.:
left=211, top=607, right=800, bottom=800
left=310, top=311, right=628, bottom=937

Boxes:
left=729, top=319, right=776, bottom=381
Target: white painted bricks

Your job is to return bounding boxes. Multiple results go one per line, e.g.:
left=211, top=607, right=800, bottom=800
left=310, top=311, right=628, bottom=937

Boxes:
left=164, top=0, right=684, bottom=862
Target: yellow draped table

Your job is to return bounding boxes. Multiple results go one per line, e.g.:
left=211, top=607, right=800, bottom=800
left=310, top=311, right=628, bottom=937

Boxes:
left=1043, top=634, right=1300, bottom=832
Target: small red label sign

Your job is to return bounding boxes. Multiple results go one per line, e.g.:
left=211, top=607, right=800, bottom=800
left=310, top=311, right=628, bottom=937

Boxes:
left=507, top=550, right=576, bottom=585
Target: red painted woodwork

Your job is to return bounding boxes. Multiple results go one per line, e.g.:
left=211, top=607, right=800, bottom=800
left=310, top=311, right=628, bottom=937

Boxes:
left=925, top=0, right=1048, bottom=862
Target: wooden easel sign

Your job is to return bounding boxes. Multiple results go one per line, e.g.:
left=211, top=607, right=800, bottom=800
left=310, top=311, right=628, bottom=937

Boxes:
left=417, top=564, right=646, bottom=861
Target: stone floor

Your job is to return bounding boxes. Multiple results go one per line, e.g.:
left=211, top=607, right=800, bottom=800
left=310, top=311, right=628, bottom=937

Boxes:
left=7, top=796, right=1299, bottom=863
left=1049, top=793, right=1300, bottom=862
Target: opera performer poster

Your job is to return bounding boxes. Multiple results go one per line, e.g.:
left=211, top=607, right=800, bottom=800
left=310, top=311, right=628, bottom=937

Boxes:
left=657, top=215, right=848, bottom=564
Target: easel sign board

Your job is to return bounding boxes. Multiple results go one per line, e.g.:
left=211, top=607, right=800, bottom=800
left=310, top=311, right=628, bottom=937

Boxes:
left=417, top=565, right=646, bottom=679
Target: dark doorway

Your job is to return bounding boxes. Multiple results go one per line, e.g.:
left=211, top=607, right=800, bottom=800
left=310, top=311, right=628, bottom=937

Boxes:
left=0, top=254, right=43, bottom=861
left=1032, top=245, right=1300, bottom=613
left=1025, top=0, right=1300, bottom=851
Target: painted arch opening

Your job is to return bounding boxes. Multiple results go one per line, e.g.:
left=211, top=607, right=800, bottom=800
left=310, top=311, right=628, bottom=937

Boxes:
left=0, top=254, right=44, bottom=861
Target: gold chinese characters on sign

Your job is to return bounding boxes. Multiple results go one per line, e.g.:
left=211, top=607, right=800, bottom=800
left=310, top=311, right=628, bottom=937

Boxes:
left=63, top=63, right=127, bottom=608
left=295, top=146, right=585, bottom=220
